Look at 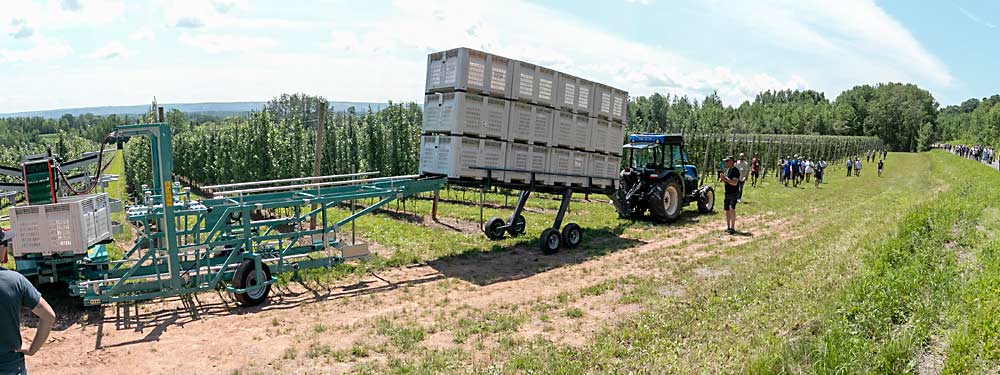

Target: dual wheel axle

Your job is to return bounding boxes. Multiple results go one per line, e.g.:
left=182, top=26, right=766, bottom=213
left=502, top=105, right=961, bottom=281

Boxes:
left=482, top=188, right=583, bottom=254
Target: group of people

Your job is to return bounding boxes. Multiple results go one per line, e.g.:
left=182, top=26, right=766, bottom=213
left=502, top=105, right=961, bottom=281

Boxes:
left=848, top=149, right=887, bottom=177
left=775, top=155, right=827, bottom=188
left=944, top=144, right=995, bottom=165
left=719, top=150, right=887, bottom=235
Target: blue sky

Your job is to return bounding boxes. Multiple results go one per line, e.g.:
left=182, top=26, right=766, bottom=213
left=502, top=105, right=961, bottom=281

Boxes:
left=0, top=0, right=997, bottom=113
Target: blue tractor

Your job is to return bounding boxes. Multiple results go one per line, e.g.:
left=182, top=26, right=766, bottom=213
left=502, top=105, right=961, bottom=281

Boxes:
left=611, top=133, right=715, bottom=221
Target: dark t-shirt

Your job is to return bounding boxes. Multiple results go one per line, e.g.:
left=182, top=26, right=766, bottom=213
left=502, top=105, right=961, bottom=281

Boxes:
left=724, top=167, right=740, bottom=199
left=0, top=268, right=40, bottom=373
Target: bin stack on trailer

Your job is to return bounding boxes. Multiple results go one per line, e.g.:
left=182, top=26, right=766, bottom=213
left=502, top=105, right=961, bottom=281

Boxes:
left=418, top=47, right=629, bottom=253
left=419, top=47, right=628, bottom=188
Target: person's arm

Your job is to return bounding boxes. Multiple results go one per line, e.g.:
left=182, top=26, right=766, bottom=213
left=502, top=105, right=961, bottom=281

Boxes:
left=19, top=297, right=55, bottom=356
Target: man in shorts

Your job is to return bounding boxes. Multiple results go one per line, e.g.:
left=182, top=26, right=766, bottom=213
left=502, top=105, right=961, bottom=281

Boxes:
left=721, top=156, right=740, bottom=234
left=1, top=228, right=56, bottom=375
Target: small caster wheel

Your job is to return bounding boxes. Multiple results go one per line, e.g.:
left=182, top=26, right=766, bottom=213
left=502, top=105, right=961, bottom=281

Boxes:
left=562, top=223, right=582, bottom=248
left=507, top=214, right=526, bottom=237
left=539, top=228, right=561, bottom=254
left=485, top=217, right=506, bottom=240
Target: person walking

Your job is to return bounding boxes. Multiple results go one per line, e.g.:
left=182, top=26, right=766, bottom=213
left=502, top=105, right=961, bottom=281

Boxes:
left=720, top=156, right=740, bottom=234
left=878, top=158, right=884, bottom=177
left=1, top=229, right=56, bottom=375
left=815, top=159, right=826, bottom=187
left=735, top=153, right=749, bottom=202
left=854, top=158, right=862, bottom=177
left=783, top=156, right=793, bottom=187
left=750, top=155, right=761, bottom=188
left=776, top=158, right=785, bottom=182
left=846, top=158, right=853, bottom=177
left=803, top=158, right=814, bottom=184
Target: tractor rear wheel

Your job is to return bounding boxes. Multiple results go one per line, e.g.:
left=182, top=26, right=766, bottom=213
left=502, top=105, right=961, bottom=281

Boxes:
left=698, top=187, right=715, bottom=214
left=232, top=260, right=272, bottom=307
left=649, top=179, right=682, bottom=222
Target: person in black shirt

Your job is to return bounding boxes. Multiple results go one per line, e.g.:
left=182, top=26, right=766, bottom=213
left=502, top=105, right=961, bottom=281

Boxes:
left=721, top=156, right=740, bottom=234
left=878, top=158, right=884, bottom=177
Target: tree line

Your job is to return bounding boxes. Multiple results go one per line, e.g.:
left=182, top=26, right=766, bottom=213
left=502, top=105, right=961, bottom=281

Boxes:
left=626, top=82, right=938, bottom=152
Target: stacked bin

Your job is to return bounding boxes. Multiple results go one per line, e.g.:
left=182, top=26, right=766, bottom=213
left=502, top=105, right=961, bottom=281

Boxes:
left=419, top=47, right=627, bottom=187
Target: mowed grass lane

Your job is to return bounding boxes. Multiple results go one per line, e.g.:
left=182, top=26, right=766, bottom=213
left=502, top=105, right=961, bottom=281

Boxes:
left=369, top=151, right=974, bottom=373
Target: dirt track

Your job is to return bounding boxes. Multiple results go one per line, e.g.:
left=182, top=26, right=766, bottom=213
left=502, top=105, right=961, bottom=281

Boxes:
left=23, top=213, right=784, bottom=375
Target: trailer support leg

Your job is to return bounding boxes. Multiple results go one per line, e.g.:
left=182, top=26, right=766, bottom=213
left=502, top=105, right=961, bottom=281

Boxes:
left=553, top=189, right=572, bottom=229
left=508, top=190, right=530, bottom=224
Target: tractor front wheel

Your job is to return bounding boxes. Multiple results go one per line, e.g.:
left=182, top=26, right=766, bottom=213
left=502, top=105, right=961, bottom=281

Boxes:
left=650, top=179, right=682, bottom=222
left=698, top=187, right=715, bottom=213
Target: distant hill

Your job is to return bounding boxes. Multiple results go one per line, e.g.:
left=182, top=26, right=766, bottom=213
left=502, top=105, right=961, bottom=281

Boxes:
left=0, top=101, right=391, bottom=119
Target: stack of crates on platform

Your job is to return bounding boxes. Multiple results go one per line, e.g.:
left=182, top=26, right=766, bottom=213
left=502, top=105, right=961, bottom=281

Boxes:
left=419, top=47, right=628, bottom=187
left=9, top=193, right=112, bottom=256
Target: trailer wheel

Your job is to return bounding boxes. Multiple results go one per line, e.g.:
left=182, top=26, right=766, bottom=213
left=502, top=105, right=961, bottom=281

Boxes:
left=539, top=228, right=561, bottom=254
left=698, top=187, right=715, bottom=214
left=562, top=223, right=582, bottom=248
left=507, top=214, right=526, bottom=237
left=232, top=260, right=272, bottom=307
left=650, top=179, right=682, bottom=222
left=485, top=217, right=506, bottom=240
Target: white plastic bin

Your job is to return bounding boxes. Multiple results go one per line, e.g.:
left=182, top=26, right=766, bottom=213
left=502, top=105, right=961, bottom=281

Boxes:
left=508, top=102, right=554, bottom=145
left=505, top=143, right=550, bottom=184
left=588, top=154, right=621, bottom=188
left=591, top=118, right=626, bottom=154
left=511, top=61, right=557, bottom=107
left=594, top=84, right=628, bottom=123
left=419, top=135, right=507, bottom=180
left=555, top=73, right=595, bottom=114
left=9, top=193, right=112, bottom=256
left=554, top=112, right=592, bottom=150
left=425, top=47, right=513, bottom=97
left=549, top=149, right=589, bottom=186
left=423, top=92, right=510, bottom=139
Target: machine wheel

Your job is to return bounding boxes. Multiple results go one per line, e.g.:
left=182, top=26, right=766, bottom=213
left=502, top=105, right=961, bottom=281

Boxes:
left=539, top=228, right=561, bottom=254
left=649, top=179, right=682, bottom=222
left=232, top=260, right=272, bottom=307
left=698, top=187, right=715, bottom=214
left=484, top=217, right=507, bottom=240
left=507, top=214, right=527, bottom=237
left=562, top=223, right=582, bottom=249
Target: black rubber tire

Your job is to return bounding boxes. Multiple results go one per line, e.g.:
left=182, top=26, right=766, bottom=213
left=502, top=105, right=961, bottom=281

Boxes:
left=539, top=228, right=561, bottom=254
left=232, top=260, right=272, bottom=307
left=649, top=178, right=682, bottom=222
left=507, top=214, right=526, bottom=237
left=562, top=223, right=582, bottom=249
left=484, top=217, right=506, bottom=240
left=698, top=187, right=715, bottom=214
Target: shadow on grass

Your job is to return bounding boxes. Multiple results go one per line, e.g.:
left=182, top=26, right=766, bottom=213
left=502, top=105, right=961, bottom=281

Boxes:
left=427, top=224, right=641, bottom=286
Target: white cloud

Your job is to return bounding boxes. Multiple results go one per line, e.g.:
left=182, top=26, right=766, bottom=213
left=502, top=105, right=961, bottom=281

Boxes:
left=958, top=7, right=997, bottom=29
left=129, top=27, right=156, bottom=41
left=178, top=32, right=278, bottom=53
left=3, top=0, right=125, bottom=29
left=712, top=0, right=952, bottom=89
left=0, top=37, right=73, bottom=63
left=91, top=41, right=129, bottom=59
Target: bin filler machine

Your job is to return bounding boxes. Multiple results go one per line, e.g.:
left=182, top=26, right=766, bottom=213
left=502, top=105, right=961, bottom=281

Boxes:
left=5, top=122, right=445, bottom=307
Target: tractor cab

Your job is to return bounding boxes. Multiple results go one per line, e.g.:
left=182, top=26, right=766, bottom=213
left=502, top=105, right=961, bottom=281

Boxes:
left=614, top=133, right=714, bottom=222
left=622, top=134, right=699, bottom=188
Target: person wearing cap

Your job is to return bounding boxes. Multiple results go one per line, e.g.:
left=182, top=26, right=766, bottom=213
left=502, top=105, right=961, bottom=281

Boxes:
left=735, top=153, right=749, bottom=202
left=720, top=156, right=740, bottom=234
left=0, top=228, right=55, bottom=375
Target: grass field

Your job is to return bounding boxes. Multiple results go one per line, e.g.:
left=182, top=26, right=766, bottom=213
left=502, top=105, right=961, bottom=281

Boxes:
left=22, top=150, right=1000, bottom=375
left=266, top=150, right=1000, bottom=373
